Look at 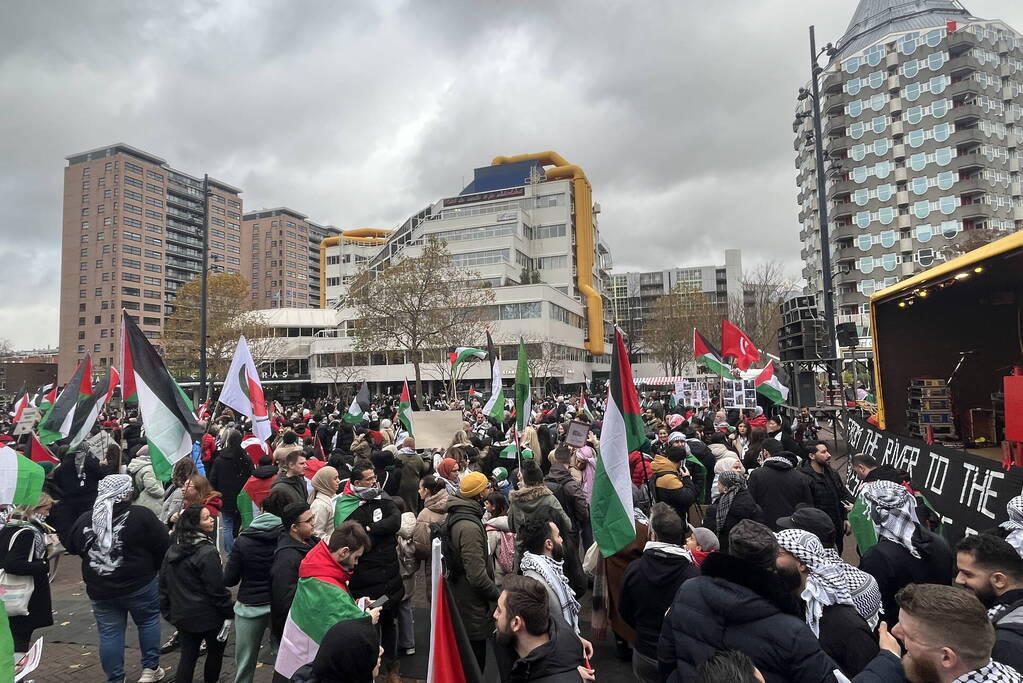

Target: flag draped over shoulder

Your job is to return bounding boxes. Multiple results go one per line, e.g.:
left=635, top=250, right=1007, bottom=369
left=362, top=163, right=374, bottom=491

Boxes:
left=333, top=481, right=361, bottom=526
left=237, top=476, right=274, bottom=529
left=514, top=339, right=531, bottom=437
left=0, top=446, right=44, bottom=506
left=37, top=356, right=92, bottom=445
left=343, top=381, right=370, bottom=425
left=592, top=329, right=640, bottom=557
left=122, top=312, right=204, bottom=481
left=398, top=379, right=415, bottom=437
left=693, top=329, right=733, bottom=379
left=482, top=331, right=504, bottom=423
left=721, top=319, right=761, bottom=371
left=219, top=336, right=272, bottom=443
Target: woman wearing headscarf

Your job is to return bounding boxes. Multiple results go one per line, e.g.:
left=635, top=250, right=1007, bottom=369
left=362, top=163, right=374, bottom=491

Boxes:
left=775, top=528, right=879, bottom=677
left=710, top=456, right=745, bottom=504
left=289, top=616, right=382, bottom=683
left=66, top=474, right=170, bottom=683
left=159, top=504, right=234, bottom=683
left=308, top=466, right=340, bottom=539
left=436, top=457, right=461, bottom=495
left=0, top=494, right=55, bottom=656
left=709, top=470, right=762, bottom=552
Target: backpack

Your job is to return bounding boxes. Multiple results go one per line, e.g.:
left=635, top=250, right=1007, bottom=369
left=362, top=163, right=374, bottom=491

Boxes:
left=646, top=470, right=675, bottom=504
left=429, top=508, right=482, bottom=580
left=130, top=467, right=145, bottom=502
left=486, top=524, right=515, bottom=575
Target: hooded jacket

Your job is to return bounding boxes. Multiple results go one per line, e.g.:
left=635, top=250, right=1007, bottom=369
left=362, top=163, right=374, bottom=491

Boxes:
left=544, top=464, right=590, bottom=536
left=224, top=512, right=282, bottom=606
left=209, top=446, right=254, bottom=514
left=413, top=490, right=448, bottom=560
left=159, top=535, right=234, bottom=632
left=396, top=449, right=427, bottom=515
left=272, top=472, right=308, bottom=508
left=799, top=459, right=850, bottom=532
left=509, top=485, right=574, bottom=540
left=271, top=531, right=316, bottom=640
left=649, top=455, right=697, bottom=522
left=504, top=616, right=585, bottom=683
left=747, top=457, right=814, bottom=531
left=446, top=494, right=500, bottom=635
left=127, top=454, right=165, bottom=518
left=989, top=589, right=1023, bottom=673
left=858, top=527, right=953, bottom=625
left=346, top=490, right=404, bottom=605
left=620, top=545, right=700, bottom=658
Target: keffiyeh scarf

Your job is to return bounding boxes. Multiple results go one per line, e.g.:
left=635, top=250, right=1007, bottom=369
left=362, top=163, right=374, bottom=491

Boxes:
left=819, top=547, right=883, bottom=628
left=716, top=471, right=747, bottom=532
left=92, top=475, right=133, bottom=557
left=952, top=659, right=1023, bottom=682
left=520, top=551, right=581, bottom=632
left=776, top=529, right=854, bottom=636
left=863, top=480, right=921, bottom=558
left=1001, top=496, right=1023, bottom=558
left=644, top=540, right=695, bottom=564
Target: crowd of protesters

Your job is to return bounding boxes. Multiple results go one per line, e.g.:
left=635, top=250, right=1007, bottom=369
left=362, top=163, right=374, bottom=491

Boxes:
left=3, top=386, right=1023, bottom=683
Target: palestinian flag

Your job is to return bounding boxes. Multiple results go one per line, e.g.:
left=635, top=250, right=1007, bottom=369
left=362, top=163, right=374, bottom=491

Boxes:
left=449, top=346, right=486, bottom=367
left=37, top=356, right=93, bottom=445
left=9, top=393, right=29, bottom=425
left=119, top=315, right=137, bottom=404
left=579, top=388, right=594, bottom=421
left=30, top=383, right=54, bottom=410
left=514, top=339, right=531, bottom=437
left=848, top=492, right=878, bottom=553
left=0, top=602, right=12, bottom=682
left=398, top=379, right=415, bottom=437
left=427, top=537, right=484, bottom=683
left=273, top=540, right=370, bottom=680
left=343, top=381, right=370, bottom=425
left=7, top=383, right=26, bottom=417
left=219, top=336, right=272, bottom=444
left=333, top=481, right=361, bottom=526
left=0, top=445, right=44, bottom=506
left=237, top=475, right=274, bottom=529
left=468, top=386, right=478, bottom=399
left=753, top=362, right=789, bottom=404
left=122, top=312, right=204, bottom=481
left=67, top=366, right=119, bottom=452
left=694, top=329, right=732, bottom=379
left=28, top=433, right=58, bottom=465
left=592, top=329, right=640, bottom=557
left=481, top=331, right=505, bottom=422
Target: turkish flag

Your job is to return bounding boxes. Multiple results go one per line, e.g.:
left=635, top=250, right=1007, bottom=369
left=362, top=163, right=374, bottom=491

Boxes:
left=721, top=319, right=761, bottom=371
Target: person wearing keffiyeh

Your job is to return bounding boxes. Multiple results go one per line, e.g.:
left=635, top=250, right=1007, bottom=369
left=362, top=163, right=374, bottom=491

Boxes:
left=776, top=529, right=879, bottom=677
left=1001, top=495, right=1023, bottom=558
left=859, top=480, right=954, bottom=626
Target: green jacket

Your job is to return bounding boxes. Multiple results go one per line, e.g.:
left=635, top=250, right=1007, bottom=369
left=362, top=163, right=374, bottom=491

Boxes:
left=446, top=495, right=500, bottom=634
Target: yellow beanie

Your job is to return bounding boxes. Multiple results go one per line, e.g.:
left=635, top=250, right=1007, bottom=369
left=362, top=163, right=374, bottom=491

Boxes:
left=460, top=471, right=489, bottom=498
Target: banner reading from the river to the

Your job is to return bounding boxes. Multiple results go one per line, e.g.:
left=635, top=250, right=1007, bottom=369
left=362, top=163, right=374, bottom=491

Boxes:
left=847, top=417, right=1023, bottom=542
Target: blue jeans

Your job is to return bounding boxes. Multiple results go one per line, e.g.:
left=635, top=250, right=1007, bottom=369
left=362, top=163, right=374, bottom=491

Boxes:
left=90, top=576, right=162, bottom=683
left=222, top=512, right=236, bottom=554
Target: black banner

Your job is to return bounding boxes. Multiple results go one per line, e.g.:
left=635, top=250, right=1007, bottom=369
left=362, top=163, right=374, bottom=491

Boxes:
left=847, top=417, right=1023, bottom=542
left=442, top=186, right=524, bottom=207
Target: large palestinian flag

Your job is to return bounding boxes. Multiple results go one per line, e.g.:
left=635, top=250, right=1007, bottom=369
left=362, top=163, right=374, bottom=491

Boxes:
left=0, top=446, right=44, bottom=506
left=219, top=336, right=272, bottom=443
left=753, top=362, right=789, bottom=404
left=592, top=329, right=640, bottom=557
left=66, top=366, right=119, bottom=451
left=119, top=315, right=138, bottom=404
left=398, top=379, right=415, bottom=437
left=427, top=537, right=484, bottom=683
left=449, top=347, right=486, bottom=368
left=693, top=329, right=732, bottom=379
left=481, top=331, right=504, bottom=423
left=273, top=540, right=370, bottom=680
left=514, top=339, right=531, bottom=437
left=122, top=312, right=204, bottom=481
left=37, top=356, right=93, bottom=445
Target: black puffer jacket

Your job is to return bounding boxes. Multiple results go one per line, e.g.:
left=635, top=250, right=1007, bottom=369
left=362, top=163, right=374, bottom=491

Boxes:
left=346, top=492, right=404, bottom=605
left=503, top=617, right=584, bottom=683
left=747, top=458, right=813, bottom=531
left=619, top=546, right=700, bottom=659
left=208, top=446, right=254, bottom=514
left=159, top=537, right=234, bottom=632
left=224, top=512, right=282, bottom=606
left=858, top=528, right=953, bottom=626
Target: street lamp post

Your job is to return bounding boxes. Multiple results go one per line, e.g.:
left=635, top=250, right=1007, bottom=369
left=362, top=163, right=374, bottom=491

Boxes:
left=198, top=174, right=211, bottom=403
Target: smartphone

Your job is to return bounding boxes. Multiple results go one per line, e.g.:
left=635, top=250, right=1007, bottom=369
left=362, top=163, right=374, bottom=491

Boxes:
left=368, top=595, right=389, bottom=610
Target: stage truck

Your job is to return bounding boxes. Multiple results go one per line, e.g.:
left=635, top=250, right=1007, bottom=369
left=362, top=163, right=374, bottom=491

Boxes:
left=858, top=230, right=1023, bottom=541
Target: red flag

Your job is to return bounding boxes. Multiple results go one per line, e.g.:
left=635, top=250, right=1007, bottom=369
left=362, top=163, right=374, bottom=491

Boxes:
left=105, top=367, right=120, bottom=403
left=29, top=433, right=59, bottom=464
left=429, top=574, right=484, bottom=683
left=720, top=320, right=761, bottom=371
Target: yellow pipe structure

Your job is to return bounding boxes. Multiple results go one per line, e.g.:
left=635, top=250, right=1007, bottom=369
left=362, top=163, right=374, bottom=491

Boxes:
left=490, top=152, right=605, bottom=355
left=319, top=229, right=393, bottom=307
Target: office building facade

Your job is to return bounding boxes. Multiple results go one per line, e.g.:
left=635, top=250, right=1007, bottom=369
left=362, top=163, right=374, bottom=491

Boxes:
left=795, top=1, right=1023, bottom=344
left=58, top=144, right=243, bottom=381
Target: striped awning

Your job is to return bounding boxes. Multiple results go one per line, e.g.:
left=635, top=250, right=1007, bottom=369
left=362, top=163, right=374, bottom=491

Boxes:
left=633, top=376, right=686, bottom=385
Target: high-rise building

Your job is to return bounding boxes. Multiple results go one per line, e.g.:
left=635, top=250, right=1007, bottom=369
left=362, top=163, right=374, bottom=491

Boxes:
left=241, top=207, right=340, bottom=309
left=795, top=2, right=1023, bottom=345
left=58, top=144, right=243, bottom=381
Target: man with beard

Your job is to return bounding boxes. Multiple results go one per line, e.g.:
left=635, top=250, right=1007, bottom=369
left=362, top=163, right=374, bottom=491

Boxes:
left=892, top=583, right=1023, bottom=682
left=956, top=533, right=1023, bottom=672
left=799, top=441, right=853, bottom=554
left=494, top=575, right=591, bottom=682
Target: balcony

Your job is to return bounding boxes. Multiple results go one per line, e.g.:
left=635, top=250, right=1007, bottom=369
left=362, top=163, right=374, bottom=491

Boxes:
left=948, top=79, right=981, bottom=101
left=951, top=151, right=991, bottom=172
left=956, top=177, right=988, bottom=196
left=166, top=205, right=202, bottom=222
left=834, top=269, right=860, bottom=286
left=833, top=245, right=860, bottom=263
left=831, top=222, right=860, bottom=240
left=821, top=70, right=844, bottom=94
left=896, top=190, right=909, bottom=206
left=824, top=114, right=848, bottom=137
left=827, top=179, right=857, bottom=200
left=951, top=127, right=986, bottom=148
left=947, top=30, right=978, bottom=54
left=958, top=201, right=997, bottom=220
left=831, top=201, right=856, bottom=218
left=947, top=53, right=983, bottom=76
left=951, top=103, right=985, bottom=125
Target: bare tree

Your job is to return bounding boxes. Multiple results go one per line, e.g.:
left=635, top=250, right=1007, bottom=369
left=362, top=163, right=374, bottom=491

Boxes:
left=513, top=335, right=565, bottom=396
left=730, top=260, right=791, bottom=357
left=317, top=360, right=366, bottom=403
left=648, top=288, right=724, bottom=376
left=346, top=237, right=495, bottom=404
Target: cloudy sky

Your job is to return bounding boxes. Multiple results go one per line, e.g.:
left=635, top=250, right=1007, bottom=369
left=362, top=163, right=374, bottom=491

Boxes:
left=1, top=0, right=1020, bottom=349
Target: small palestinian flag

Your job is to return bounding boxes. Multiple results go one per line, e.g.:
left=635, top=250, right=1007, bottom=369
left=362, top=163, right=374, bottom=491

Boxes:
left=449, top=346, right=486, bottom=367
left=9, top=393, right=29, bottom=425
left=37, top=356, right=93, bottom=445
left=693, top=329, right=732, bottom=379
left=67, top=366, right=119, bottom=452
left=754, top=362, right=789, bottom=404
left=29, top=383, right=53, bottom=409
left=398, top=379, right=415, bottom=437
left=122, top=312, right=204, bottom=481
left=238, top=475, right=275, bottom=529
left=219, top=336, right=272, bottom=444
left=7, top=383, right=26, bottom=417
left=427, top=537, right=484, bottom=683
left=343, top=381, right=370, bottom=425
left=592, top=328, right=640, bottom=557
left=28, top=433, right=59, bottom=465
left=468, top=386, right=478, bottom=398
left=36, top=384, right=57, bottom=412
left=482, top=331, right=505, bottom=423
left=0, top=445, right=44, bottom=506
left=579, top=387, right=593, bottom=421
left=119, top=315, right=137, bottom=404
left=333, top=481, right=361, bottom=526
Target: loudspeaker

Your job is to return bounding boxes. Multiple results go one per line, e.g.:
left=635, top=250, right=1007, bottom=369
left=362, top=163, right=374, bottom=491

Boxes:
left=836, top=322, right=859, bottom=348
left=792, top=371, right=819, bottom=407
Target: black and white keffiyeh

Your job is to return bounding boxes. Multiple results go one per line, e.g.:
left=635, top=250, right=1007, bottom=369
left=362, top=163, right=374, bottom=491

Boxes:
left=520, top=551, right=581, bottom=632
left=1001, top=496, right=1023, bottom=558
left=92, top=474, right=133, bottom=557
left=952, top=659, right=1023, bottom=682
left=863, top=480, right=921, bottom=558
left=716, top=471, right=747, bottom=532
left=819, top=546, right=883, bottom=628
left=776, top=529, right=854, bottom=636
left=762, top=455, right=794, bottom=470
